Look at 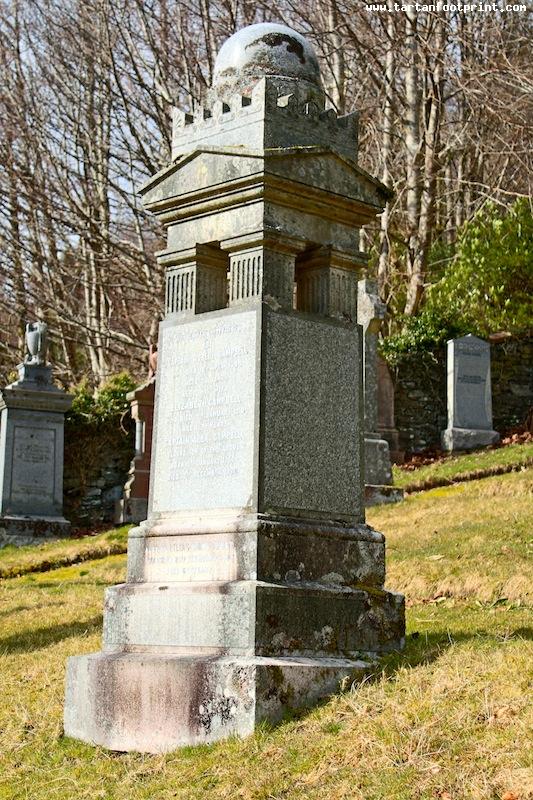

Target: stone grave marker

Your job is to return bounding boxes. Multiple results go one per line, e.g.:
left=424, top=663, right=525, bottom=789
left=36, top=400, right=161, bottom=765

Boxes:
left=115, top=349, right=157, bottom=525
left=377, top=356, right=404, bottom=464
left=0, top=322, right=72, bottom=546
left=442, top=334, right=499, bottom=451
left=357, top=279, right=403, bottom=504
left=64, top=22, right=405, bottom=754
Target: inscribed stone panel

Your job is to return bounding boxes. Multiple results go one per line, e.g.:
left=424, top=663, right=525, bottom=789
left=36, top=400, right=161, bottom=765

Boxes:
left=451, top=336, right=492, bottom=429
left=151, top=310, right=258, bottom=513
left=10, top=426, right=55, bottom=510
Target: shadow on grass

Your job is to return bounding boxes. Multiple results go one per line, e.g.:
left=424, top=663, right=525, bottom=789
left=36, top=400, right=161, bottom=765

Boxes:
left=269, top=625, right=533, bottom=729
left=373, top=624, right=533, bottom=681
left=0, top=615, right=102, bottom=654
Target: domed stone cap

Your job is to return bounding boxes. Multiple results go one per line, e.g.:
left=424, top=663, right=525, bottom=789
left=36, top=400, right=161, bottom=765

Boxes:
left=213, top=22, right=322, bottom=95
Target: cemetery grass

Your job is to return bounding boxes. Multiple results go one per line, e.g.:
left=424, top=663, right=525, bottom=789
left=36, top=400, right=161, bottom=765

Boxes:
left=393, top=440, right=533, bottom=492
left=0, top=526, right=130, bottom=579
left=0, top=472, right=531, bottom=800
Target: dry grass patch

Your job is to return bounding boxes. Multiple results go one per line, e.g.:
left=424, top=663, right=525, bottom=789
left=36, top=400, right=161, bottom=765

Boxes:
left=0, top=566, right=531, bottom=800
left=0, top=470, right=531, bottom=799
left=0, top=526, right=129, bottom=579
left=393, top=442, right=533, bottom=491
left=368, top=469, right=532, bottom=605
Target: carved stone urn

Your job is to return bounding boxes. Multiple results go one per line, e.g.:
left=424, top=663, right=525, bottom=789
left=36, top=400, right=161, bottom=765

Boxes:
left=25, top=321, right=48, bottom=365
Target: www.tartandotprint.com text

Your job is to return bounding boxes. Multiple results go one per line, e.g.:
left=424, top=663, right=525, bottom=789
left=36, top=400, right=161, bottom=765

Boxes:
left=365, top=2, right=527, bottom=10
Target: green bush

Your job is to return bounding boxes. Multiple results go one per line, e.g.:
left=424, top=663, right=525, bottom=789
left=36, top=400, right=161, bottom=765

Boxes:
left=68, top=372, right=136, bottom=427
left=380, top=308, right=464, bottom=365
left=429, top=198, right=533, bottom=335
left=382, top=199, right=533, bottom=362
left=64, top=373, right=136, bottom=523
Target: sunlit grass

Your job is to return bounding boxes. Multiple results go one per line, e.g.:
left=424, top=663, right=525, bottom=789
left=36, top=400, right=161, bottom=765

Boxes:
left=0, top=526, right=130, bottom=579
left=0, top=470, right=532, bottom=799
left=369, top=469, right=532, bottom=605
left=393, top=441, right=533, bottom=491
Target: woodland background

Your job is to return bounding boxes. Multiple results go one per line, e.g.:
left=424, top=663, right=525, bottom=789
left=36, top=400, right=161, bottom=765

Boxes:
left=1, top=0, right=532, bottom=387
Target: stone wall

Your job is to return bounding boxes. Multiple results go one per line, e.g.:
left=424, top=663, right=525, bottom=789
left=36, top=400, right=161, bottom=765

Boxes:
left=491, top=337, right=533, bottom=432
left=387, top=336, right=532, bottom=456
left=64, top=420, right=134, bottom=526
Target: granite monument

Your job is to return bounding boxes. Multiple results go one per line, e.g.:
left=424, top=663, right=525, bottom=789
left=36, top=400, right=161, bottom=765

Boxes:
left=64, top=22, right=405, bottom=753
left=0, top=322, right=72, bottom=547
left=442, top=334, right=499, bottom=451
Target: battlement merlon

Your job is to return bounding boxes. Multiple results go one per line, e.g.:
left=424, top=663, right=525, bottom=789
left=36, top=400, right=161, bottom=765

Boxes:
left=172, top=78, right=359, bottom=163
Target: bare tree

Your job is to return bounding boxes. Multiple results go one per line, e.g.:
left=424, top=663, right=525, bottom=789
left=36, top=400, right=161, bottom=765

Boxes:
left=1, top=0, right=531, bottom=386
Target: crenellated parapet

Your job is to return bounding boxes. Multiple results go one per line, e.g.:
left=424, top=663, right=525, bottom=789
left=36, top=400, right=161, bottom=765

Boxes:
left=172, top=78, right=358, bottom=162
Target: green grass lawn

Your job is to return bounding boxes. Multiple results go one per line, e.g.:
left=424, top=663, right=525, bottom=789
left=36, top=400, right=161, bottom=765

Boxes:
left=0, top=470, right=532, bottom=800
left=393, top=441, right=533, bottom=491
left=0, top=526, right=130, bottom=579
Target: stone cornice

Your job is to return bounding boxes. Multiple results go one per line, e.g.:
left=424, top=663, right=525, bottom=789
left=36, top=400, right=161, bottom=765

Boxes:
left=142, top=162, right=387, bottom=230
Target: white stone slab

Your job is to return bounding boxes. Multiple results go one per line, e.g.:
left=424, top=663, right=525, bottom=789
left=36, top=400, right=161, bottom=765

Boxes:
left=151, top=310, right=259, bottom=514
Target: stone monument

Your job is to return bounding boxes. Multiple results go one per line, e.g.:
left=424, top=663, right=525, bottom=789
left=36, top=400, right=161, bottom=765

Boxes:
left=0, top=322, right=72, bottom=547
left=115, top=349, right=157, bottom=525
left=64, top=22, right=405, bottom=753
left=357, top=280, right=402, bottom=504
left=442, top=334, right=499, bottom=451
left=377, top=356, right=404, bottom=464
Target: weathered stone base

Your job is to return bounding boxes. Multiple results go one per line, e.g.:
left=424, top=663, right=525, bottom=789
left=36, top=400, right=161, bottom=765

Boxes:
left=441, top=427, right=500, bottom=452
left=64, top=652, right=372, bottom=753
left=101, top=580, right=405, bottom=657
left=364, top=485, right=404, bottom=507
left=114, top=496, right=148, bottom=525
left=364, top=437, right=393, bottom=486
left=0, top=515, right=71, bottom=548
left=64, top=513, right=405, bottom=753
left=127, top=515, right=387, bottom=588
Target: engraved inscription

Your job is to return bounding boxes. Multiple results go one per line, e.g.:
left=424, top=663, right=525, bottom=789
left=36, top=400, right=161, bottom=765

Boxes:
left=143, top=534, right=238, bottom=582
left=457, top=375, right=485, bottom=385
left=11, top=426, right=55, bottom=504
left=152, top=312, right=257, bottom=512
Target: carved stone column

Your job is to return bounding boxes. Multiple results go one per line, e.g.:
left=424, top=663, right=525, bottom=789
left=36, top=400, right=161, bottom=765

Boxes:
left=164, top=244, right=228, bottom=316
left=227, top=242, right=296, bottom=310
left=296, top=246, right=363, bottom=320
left=115, top=378, right=156, bottom=525
left=65, top=22, right=404, bottom=754
left=357, top=279, right=403, bottom=505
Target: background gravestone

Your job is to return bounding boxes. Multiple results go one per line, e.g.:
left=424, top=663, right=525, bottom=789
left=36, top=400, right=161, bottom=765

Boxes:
left=377, top=356, right=404, bottom=464
left=357, top=280, right=403, bottom=504
left=0, top=322, right=72, bottom=546
left=114, top=377, right=155, bottom=524
left=442, top=334, right=499, bottom=451
left=115, top=351, right=157, bottom=525
left=64, top=22, right=405, bottom=754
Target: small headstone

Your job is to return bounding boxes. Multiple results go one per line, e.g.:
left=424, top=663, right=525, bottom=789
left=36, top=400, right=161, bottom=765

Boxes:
left=64, top=22, right=405, bottom=754
left=357, top=280, right=403, bottom=504
left=0, top=322, right=72, bottom=546
left=441, top=334, right=499, bottom=451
